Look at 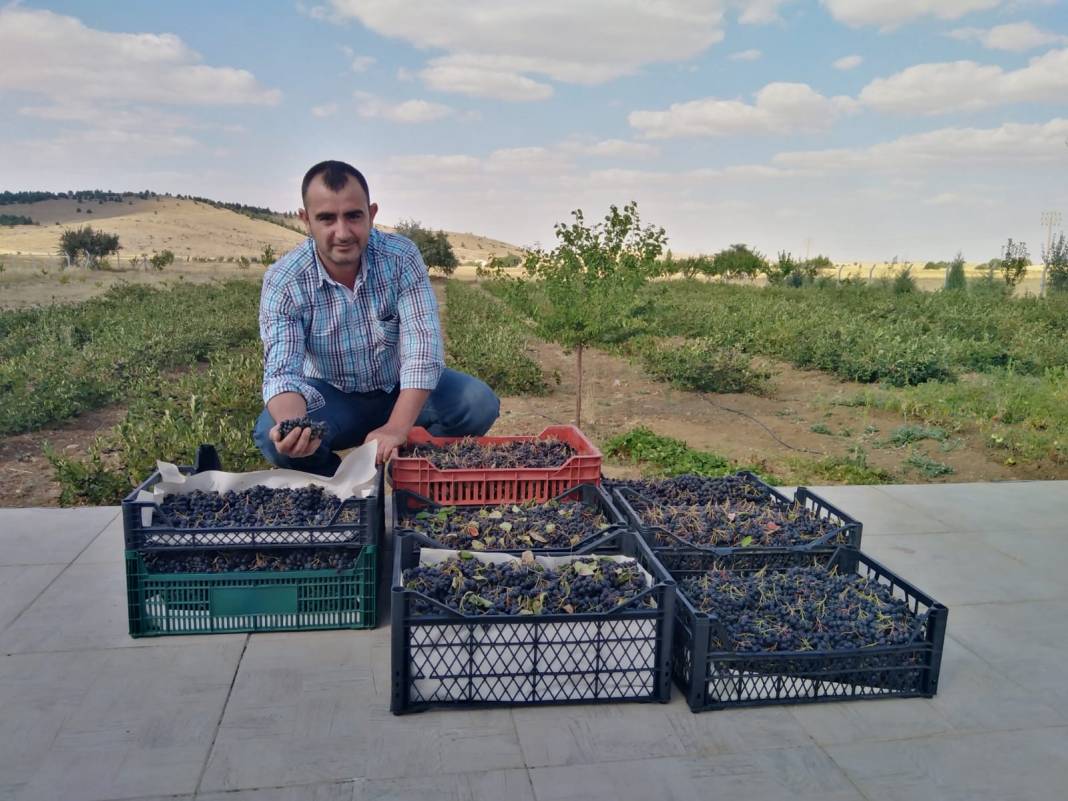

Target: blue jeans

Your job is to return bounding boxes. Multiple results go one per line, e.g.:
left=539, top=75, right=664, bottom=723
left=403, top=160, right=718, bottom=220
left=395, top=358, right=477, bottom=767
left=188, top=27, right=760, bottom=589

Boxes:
left=252, top=369, right=501, bottom=476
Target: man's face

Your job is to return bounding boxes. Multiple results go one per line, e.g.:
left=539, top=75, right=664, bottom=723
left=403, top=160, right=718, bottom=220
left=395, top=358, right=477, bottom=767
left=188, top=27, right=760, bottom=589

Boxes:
left=299, top=174, right=378, bottom=272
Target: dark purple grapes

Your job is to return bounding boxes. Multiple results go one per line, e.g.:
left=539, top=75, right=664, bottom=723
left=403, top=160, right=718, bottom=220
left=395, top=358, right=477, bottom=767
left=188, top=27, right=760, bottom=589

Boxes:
left=403, top=554, right=654, bottom=615
left=680, top=565, right=920, bottom=652
left=159, top=484, right=358, bottom=528
left=612, top=473, right=772, bottom=506
left=400, top=438, right=574, bottom=469
left=642, top=499, right=846, bottom=549
left=398, top=500, right=613, bottom=550
left=278, top=416, right=327, bottom=440
left=144, top=547, right=359, bottom=573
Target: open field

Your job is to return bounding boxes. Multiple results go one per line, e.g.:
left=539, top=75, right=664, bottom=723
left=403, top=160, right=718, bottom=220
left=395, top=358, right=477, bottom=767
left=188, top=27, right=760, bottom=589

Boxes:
left=2, top=194, right=1066, bottom=506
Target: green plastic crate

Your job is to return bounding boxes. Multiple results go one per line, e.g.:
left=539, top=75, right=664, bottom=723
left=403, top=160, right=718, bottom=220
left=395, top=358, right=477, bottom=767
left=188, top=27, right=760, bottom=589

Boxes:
left=125, top=546, right=377, bottom=636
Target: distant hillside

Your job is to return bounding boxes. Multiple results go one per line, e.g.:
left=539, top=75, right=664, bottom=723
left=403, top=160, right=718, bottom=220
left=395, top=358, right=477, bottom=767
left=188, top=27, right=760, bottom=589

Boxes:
left=0, top=191, right=525, bottom=263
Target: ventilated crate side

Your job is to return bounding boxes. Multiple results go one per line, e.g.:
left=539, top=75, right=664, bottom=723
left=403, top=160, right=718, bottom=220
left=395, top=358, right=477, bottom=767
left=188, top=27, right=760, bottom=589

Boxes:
left=389, top=425, right=602, bottom=504
left=125, top=545, right=377, bottom=636
left=660, top=546, right=947, bottom=712
left=390, top=530, right=675, bottom=713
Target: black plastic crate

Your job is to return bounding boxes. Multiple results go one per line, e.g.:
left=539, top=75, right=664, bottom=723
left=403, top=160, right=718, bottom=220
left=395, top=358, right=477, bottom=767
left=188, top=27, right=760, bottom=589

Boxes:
left=125, top=544, right=378, bottom=636
left=390, top=529, right=676, bottom=713
left=122, top=458, right=384, bottom=551
left=612, top=473, right=862, bottom=554
left=392, top=484, right=625, bottom=553
left=660, top=546, right=947, bottom=712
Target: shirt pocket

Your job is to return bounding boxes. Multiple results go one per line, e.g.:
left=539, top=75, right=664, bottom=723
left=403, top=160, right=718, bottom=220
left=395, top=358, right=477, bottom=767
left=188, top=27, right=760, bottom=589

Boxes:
left=374, top=313, right=400, bottom=349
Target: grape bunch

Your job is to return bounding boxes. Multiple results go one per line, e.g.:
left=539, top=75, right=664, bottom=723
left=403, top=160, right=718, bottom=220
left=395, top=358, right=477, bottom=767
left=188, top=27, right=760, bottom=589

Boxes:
left=159, top=484, right=358, bottom=528
left=399, top=438, right=575, bottom=469
left=398, top=500, right=613, bottom=550
left=278, top=416, right=327, bottom=440
left=144, top=547, right=360, bottom=573
left=680, top=565, right=920, bottom=652
left=641, top=499, right=846, bottom=549
left=403, top=553, right=654, bottom=615
left=612, top=473, right=773, bottom=506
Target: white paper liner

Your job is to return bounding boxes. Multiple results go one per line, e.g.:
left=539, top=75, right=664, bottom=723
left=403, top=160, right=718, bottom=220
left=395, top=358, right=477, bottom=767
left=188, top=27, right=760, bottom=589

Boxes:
left=137, top=443, right=378, bottom=530
left=408, top=549, right=659, bottom=703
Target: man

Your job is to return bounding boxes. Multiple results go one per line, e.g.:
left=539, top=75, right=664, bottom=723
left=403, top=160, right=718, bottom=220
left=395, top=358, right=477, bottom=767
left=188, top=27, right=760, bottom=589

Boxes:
left=252, top=159, right=500, bottom=475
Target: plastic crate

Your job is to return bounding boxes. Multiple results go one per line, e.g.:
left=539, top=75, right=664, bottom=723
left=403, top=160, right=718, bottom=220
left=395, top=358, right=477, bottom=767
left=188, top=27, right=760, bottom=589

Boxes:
left=392, top=484, right=625, bottom=553
left=125, top=545, right=377, bottom=636
left=660, top=546, right=947, bottom=712
left=122, top=463, right=384, bottom=551
left=612, top=474, right=862, bottom=554
left=389, top=425, right=602, bottom=505
left=390, top=529, right=675, bottom=713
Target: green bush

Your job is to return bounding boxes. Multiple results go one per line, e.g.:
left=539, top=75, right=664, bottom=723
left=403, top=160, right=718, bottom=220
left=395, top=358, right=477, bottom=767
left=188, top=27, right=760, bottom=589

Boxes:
left=603, top=426, right=775, bottom=480
left=945, top=253, right=966, bottom=291
left=444, top=280, right=548, bottom=396
left=395, top=218, right=458, bottom=275
left=710, top=244, right=767, bottom=279
left=636, top=338, right=772, bottom=395
left=0, top=280, right=262, bottom=434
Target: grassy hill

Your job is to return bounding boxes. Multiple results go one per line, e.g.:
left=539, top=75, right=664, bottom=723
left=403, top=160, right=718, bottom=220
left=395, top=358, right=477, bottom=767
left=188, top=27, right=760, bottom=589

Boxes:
left=0, top=193, right=525, bottom=265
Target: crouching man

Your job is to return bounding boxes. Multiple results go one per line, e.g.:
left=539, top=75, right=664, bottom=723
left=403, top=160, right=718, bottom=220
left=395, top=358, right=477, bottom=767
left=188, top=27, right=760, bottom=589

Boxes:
left=253, top=159, right=499, bottom=475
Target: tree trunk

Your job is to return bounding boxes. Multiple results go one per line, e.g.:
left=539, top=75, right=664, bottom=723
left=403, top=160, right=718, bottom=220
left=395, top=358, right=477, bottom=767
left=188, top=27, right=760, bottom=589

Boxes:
left=575, top=344, right=583, bottom=429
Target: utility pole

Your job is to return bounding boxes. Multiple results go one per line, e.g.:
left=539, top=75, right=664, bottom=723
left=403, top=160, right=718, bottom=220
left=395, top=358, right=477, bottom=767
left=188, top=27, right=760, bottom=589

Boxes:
left=1040, top=211, right=1061, bottom=297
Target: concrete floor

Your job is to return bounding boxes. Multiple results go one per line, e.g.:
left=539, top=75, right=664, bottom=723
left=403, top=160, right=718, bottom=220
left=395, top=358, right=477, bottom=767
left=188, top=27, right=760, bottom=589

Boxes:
left=1, top=481, right=1066, bottom=801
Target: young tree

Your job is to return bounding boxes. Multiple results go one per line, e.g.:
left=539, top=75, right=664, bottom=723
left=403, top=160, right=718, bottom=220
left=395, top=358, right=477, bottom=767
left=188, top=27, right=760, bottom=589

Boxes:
left=395, top=218, right=458, bottom=275
left=149, top=249, right=175, bottom=270
left=944, top=251, right=966, bottom=291
left=1043, top=233, right=1068, bottom=294
left=260, top=243, right=276, bottom=266
left=57, top=225, right=120, bottom=269
left=520, top=202, right=666, bottom=428
left=1000, top=238, right=1030, bottom=287
left=710, top=243, right=768, bottom=280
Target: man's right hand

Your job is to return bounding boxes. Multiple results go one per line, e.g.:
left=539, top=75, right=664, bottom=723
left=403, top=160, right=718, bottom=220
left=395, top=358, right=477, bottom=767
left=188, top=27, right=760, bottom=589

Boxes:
left=270, top=423, right=321, bottom=459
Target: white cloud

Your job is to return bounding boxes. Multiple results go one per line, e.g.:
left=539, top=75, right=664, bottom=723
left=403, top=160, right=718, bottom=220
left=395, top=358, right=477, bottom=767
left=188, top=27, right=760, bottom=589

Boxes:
left=0, top=7, right=280, bottom=106
left=734, top=0, right=792, bottom=24
left=730, top=49, right=763, bottom=61
left=312, top=103, right=339, bottom=117
left=579, top=139, right=660, bottom=158
left=822, top=0, right=1002, bottom=28
left=629, top=82, right=857, bottom=138
left=833, top=54, right=863, bottom=70
left=948, top=22, right=1068, bottom=51
left=340, top=46, right=376, bottom=71
left=327, top=0, right=729, bottom=99
left=420, top=56, right=553, bottom=102
left=860, top=48, right=1068, bottom=114
left=354, top=92, right=454, bottom=122
left=772, top=118, right=1068, bottom=172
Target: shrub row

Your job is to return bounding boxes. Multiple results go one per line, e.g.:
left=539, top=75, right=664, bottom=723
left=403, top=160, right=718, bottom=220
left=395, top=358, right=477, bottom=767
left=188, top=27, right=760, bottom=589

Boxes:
left=443, top=280, right=549, bottom=396
left=0, top=281, right=263, bottom=435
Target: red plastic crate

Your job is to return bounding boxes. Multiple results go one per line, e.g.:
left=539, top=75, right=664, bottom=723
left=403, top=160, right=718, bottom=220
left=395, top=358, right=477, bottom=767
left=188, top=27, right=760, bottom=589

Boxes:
left=389, top=425, right=602, bottom=504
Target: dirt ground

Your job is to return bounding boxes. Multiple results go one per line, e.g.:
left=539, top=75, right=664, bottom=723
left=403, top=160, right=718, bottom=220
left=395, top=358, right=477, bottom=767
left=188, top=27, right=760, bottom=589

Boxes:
left=493, top=339, right=1042, bottom=484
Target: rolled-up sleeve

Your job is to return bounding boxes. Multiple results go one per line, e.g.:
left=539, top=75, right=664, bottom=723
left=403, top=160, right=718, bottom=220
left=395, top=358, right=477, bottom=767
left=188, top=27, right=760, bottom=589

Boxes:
left=396, top=246, right=445, bottom=391
left=259, top=275, right=309, bottom=404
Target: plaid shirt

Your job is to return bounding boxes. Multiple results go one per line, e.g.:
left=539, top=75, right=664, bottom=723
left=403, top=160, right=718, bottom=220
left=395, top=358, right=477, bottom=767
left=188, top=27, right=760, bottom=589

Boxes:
left=259, top=230, right=444, bottom=408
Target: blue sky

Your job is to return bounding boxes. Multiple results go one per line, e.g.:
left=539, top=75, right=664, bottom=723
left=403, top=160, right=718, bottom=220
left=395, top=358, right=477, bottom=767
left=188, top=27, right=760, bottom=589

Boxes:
left=1, top=0, right=1066, bottom=261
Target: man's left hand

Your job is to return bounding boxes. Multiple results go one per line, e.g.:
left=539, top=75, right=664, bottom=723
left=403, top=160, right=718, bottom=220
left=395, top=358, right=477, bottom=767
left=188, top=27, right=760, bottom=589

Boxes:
left=364, top=424, right=408, bottom=465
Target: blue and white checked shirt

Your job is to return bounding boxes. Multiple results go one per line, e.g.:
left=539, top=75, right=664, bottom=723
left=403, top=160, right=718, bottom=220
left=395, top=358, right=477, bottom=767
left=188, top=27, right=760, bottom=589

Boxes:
left=259, top=230, right=445, bottom=409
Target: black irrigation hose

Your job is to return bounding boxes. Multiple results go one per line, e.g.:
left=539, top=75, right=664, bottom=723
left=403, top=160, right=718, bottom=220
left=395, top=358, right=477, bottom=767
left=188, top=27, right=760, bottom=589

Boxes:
left=696, top=393, right=826, bottom=455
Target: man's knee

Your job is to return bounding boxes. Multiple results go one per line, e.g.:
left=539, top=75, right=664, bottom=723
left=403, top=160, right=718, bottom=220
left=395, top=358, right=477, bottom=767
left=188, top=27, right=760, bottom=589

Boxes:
left=459, top=376, right=500, bottom=435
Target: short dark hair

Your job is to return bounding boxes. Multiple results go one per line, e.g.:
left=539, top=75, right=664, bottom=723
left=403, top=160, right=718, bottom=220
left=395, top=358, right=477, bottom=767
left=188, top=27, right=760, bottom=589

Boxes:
left=301, top=160, right=370, bottom=204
